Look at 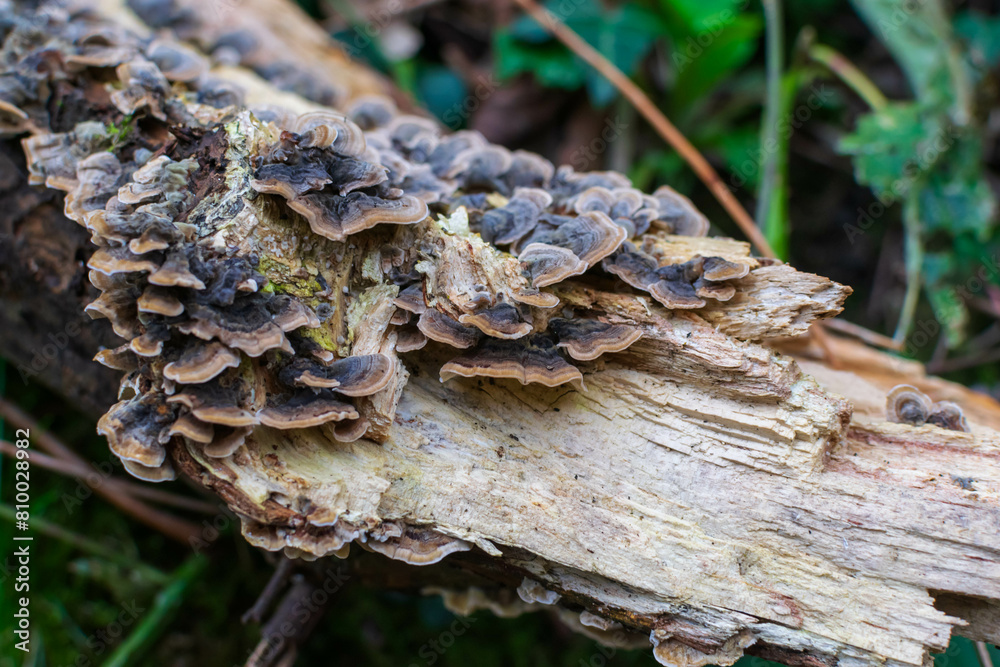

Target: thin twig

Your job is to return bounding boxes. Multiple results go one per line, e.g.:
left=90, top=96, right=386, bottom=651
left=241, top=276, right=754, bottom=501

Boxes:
left=0, top=440, right=217, bottom=514
left=976, top=642, right=995, bottom=667
left=823, top=319, right=903, bottom=351
left=509, top=0, right=776, bottom=259
left=0, top=397, right=202, bottom=543
left=242, top=557, right=297, bottom=625
left=756, top=0, right=783, bottom=239
left=807, top=43, right=889, bottom=111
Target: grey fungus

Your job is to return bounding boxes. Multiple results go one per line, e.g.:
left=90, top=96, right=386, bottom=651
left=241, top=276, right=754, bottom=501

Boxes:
left=365, top=526, right=472, bottom=566
left=395, top=328, right=428, bottom=353
left=149, top=251, right=206, bottom=290
left=288, top=191, right=428, bottom=242
left=88, top=246, right=160, bottom=275
left=651, top=185, right=710, bottom=237
left=549, top=319, right=643, bottom=361
left=440, top=335, right=584, bottom=389
left=146, top=39, right=208, bottom=83
left=178, top=300, right=292, bottom=357
left=519, top=243, right=588, bottom=288
left=121, top=458, right=177, bottom=483
left=280, top=354, right=395, bottom=397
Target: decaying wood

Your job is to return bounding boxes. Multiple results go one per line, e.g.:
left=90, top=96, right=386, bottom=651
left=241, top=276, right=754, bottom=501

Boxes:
left=1, top=2, right=997, bottom=667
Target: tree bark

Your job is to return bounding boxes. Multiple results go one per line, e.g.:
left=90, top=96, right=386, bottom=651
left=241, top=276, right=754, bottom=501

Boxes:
left=1, top=3, right=998, bottom=667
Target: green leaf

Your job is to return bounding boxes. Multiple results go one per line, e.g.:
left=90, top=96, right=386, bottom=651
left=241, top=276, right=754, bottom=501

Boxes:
left=837, top=103, right=946, bottom=202
left=669, top=14, right=763, bottom=111
left=493, top=30, right=587, bottom=90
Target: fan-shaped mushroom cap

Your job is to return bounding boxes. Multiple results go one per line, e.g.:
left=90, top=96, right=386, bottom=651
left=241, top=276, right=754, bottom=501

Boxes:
left=694, top=280, right=737, bottom=302
left=167, top=413, right=215, bottom=444
left=346, top=94, right=398, bottom=130
left=427, top=130, right=488, bottom=177
left=648, top=280, right=706, bottom=310
left=203, top=426, right=253, bottom=458
left=458, top=302, right=533, bottom=339
left=280, top=354, right=394, bottom=396
left=179, top=300, right=291, bottom=357
left=130, top=331, right=168, bottom=357
left=549, top=318, right=643, bottom=361
left=525, top=212, right=626, bottom=268
left=147, top=39, right=208, bottom=82
left=390, top=309, right=411, bottom=326
left=292, top=111, right=367, bottom=156
left=927, top=401, right=970, bottom=432
left=88, top=246, right=160, bottom=275
left=417, top=309, right=481, bottom=349
left=97, top=395, right=171, bottom=467
left=122, top=458, right=177, bottom=483
left=189, top=404, right=258, bottom=427
left=572, top=187, right=616, bottom=215
left=288, top=192, right=428, bottom=242
left=149, top=251, right=206, bottom=289
left=129, top=227, right=177, bottom=254
left=395, top=328, right=428, bottom=352
left=886, top=384, right=932, bottom=425
left=519, top=243, right=589, bottom=288
left=504, top=151, right=555, bottom=190
left=163, top=342, right=241, bottom=384
left=111, top=58, right=170, bottom=120
left=271, top=296, right=321, bottom=331
left=257, top=391, right=359, bottom=429
left=447, top=145, right=513, bottom=189
left=366, top=527, right=472, bottom=565
left=329, top=417, right=370, bottom=443
left=137, top=286, right=184, bottom=317
left=651, top=185, right=710, bottom=237
left=85, top=288, right=141, bottom=338
left=480, top=188, right=552, bottom=245
left=393, top=285, right=428, bottom=314
left=94, top=345, right=139, bottom=372
left=702, top=256, right=751, bottom=281
left=511, top=289, right=560, bottom=309
left=440, top=335, right=583, bottom=389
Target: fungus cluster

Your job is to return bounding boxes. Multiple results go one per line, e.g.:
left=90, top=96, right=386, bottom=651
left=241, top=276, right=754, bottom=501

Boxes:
left=5, top=5, right=778, bottom=486
left=885, top=385, right=969, bottom=432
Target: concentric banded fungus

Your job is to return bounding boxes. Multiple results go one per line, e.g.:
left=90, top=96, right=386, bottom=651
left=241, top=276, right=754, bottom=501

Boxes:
left=167, top=414, right=215, bottom=444
left=480, top=188, right=553, bottom=245
left=137, top=286, right=184, bottom=316
left=203, top=426, right=254, bottom=458
left=549, top=319, right=643, bottom=361
left=97, top=394, right=173, bottom=468
left=440, top=335, right=584, bottom=389
left=886, top=385, right=932, bottom=425
left=179, top=300, right=292, bottom=357
left=279, top=355, right=394, bottom=396
left=163, top=342, right=242, bottom=384
left=458, top=303, right=533, bottom=339
left=149, top=251, right=206, bottom=289
left=417, top=309, right=481, bottom=349
left=257, top=391, right=360, bottom=429
left=288, top=192, right=428, bottom=241
left=121, top=458, right=177, bottom=483
left=366, top=526, right=473, bottom=566
left=519, top=243, right=589, bottom=288
left=927, top=402, right=970, bottom=432
left=651, top=185, right=710, bottom=236
left=395, top=329, right=428, bottom=352
left=520, top=211, right=627, bottom=268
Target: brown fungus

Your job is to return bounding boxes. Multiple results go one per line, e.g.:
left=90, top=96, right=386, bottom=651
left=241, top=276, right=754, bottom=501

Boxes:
left=549, top=318, right=643, bottom=361
left=149, top=251, right=206, bottom=290
left=458, top=302, right=533, bottom=339
left=886, top=385, right=932, bottom=426
left=280, top=354, right=395, bottom=397
left=417, top=309, right=481, bottom=349
left=927, top=401, right=970, bottom=432
left=163, top=342, right=242, bottom=384
left=257, top=391, right=359, bottom=429
left=288, top=191, right=428, bottom=242
left=167, top=413, right=216, bottom=444
left=440, top=335, right=584, bottom=389
left=137, top=286, right=184, bottom=317
left=203, top=426, right=254, bottom=458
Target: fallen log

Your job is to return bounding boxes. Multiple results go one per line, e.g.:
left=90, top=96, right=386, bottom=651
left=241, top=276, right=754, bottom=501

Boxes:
left=1, top=2, right=997, bottom=667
